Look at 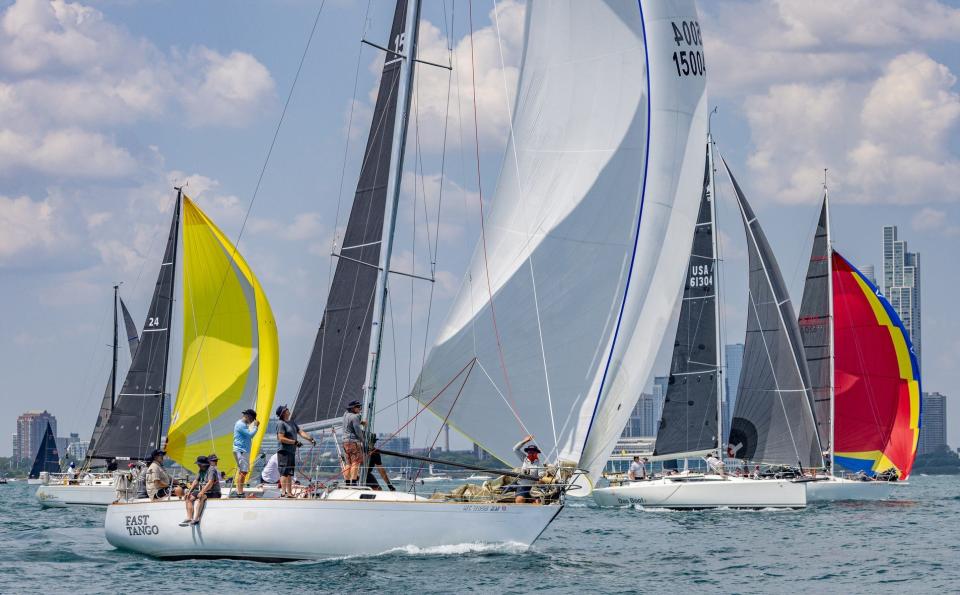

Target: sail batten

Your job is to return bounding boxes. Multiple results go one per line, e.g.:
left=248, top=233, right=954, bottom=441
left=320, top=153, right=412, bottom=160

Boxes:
left=723, top=158, right=823, bottom=468
left=164, top=196, right=278, bottom=477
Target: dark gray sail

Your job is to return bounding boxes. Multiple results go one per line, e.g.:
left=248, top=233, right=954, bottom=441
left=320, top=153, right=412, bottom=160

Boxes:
left=120, top=296, right=140, bottom=357
left=92, top=193, right=180, bottom=459
left=798, top=198, right=831, bottom=452
left=722, top=158, right=822, bottom=468
left=292, top=1, right=408, bottom=426
left=654, top=148, right=719, bottom=457
left=87, top=292, right=143, bottom=464
left=29, top=422, right=60, bottom=478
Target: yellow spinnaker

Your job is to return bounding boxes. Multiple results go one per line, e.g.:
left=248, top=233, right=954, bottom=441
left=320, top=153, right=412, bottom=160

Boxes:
left=165, top=195, right=279, bottom=477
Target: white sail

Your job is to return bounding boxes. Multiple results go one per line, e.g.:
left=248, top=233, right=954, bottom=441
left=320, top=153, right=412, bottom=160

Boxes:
left=414, top=0, right=708, bottom=480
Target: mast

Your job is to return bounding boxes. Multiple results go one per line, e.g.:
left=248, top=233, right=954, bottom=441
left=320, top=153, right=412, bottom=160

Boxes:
left=360, top=0, right=421, bottom=452
left=824, top=170, right=836, bottom=475
left=707, top=127, right=724, bottom=454
left=159, top=187, right=182, bottom=450
left=111, top=285, right=119, bottom=409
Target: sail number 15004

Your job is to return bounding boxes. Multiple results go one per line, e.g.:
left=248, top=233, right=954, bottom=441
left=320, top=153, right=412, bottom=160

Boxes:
left=670, top=21, right=705, bottom=77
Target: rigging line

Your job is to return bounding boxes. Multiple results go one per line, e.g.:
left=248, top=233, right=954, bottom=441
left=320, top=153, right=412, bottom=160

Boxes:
left=492, top=0, right=558, bottom=456
left=179, top=0, right=328, bottom=417
left=467, top=0, right=522, bottom=430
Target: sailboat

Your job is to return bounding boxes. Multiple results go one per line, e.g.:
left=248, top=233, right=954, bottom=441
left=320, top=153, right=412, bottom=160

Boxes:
left=27, top=422, right=61, bottom=485
left=102, top=0, right=707, bottom=560
left=36, top=286, right=144, bottom=507
left=592, top=141, right=812, bottom=509
left=798, top=190, right=920, bottom=502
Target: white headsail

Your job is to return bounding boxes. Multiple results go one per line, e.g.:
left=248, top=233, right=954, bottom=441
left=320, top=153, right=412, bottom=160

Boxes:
left=413, top=0, right=708, bottom=480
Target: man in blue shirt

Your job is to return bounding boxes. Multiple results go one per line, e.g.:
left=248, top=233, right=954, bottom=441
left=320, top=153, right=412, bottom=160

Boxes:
left=232, top=408, right=259, bottom=498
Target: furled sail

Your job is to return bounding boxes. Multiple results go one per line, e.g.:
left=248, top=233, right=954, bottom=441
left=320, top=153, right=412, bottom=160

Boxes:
left=292, top=0, right=407, bottom=427
left=414, top=0, right=708, bottom=479
left=831, top=251, right=920, bottom=478
left=723, top=159, right=822, bottom=468
left=165, top=196, right=279, bottom=476
left=653, top=147, right=719, bottom=458
left=797, top=198, right=832, bottom=452
left=29, top=422, right=60, bottom=478
left=93, top=196, right=180, bottom=460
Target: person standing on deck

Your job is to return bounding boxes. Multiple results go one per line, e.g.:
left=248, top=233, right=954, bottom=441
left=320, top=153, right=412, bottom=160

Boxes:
left=276, top=405, right=315, bottom=497
left=232, top=408, right=260, bottom=498
left=342, top=400, right=366, bottom=486
left=628, top=456, right=647, bottom=481
left=512, top=435, right=545, bottom=504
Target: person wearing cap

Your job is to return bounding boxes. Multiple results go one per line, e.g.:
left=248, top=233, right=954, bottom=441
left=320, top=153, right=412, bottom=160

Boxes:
left=275, top=405, right=316, bottom=498
left=180, top=455, right=222, bottom=526
left=512, top=435, right=545, bottom=504
left=341, top=400, right=366, bottom=486
left=145, top=449, right=172, bottom=501
left=66, top=461, right=77, bottom=481
left=232, top=408, right=260, bottom=498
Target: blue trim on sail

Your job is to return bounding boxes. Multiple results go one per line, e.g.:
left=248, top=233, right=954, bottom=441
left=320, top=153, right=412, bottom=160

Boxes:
left=583, top=0, right=652, bottom=450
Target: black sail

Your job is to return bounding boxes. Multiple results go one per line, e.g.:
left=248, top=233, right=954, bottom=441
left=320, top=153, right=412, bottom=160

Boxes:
left=722, top=159, right=823, bottom=468
left=120, top=296, right=141, bottom=357
left=87, top=293, right=143, bottom=463
left=93, top=194, right=180, bottom=459
left=292, top=1, right=408, bottom=426
left=29, top=422, right=60, bottom=478
left=654, top=148, right=719, bottom=457
left=798, top=198, right=831, bottom=452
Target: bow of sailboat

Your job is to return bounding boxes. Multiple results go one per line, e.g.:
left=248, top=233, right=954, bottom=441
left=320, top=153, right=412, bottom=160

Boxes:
left=164, top=195, right=279, bottom=477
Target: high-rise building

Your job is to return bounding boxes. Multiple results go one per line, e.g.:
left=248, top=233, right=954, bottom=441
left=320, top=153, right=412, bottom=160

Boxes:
left=14, top=410, right=57, bottom=463
left=11, top=433, right=19, bottom=463
left=918, top=392, right=947, bottom=455
left=67, top=440, right=90, bottom=461
left=723, top=343, right=744, bottom=440
left=882, top=226, right=921, bottom=367
left=860, top=264, right=877, bottom=286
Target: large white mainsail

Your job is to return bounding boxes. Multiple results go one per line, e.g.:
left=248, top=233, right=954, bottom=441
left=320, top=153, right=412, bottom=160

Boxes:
left=414, top=0, right=708, bottom=480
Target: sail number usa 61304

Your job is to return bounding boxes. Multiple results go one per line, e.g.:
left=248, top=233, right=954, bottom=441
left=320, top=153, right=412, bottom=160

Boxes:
left=670, top=20, right=705, bottom=77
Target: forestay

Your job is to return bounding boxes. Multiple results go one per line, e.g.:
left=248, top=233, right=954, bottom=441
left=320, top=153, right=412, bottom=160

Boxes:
left=723, top=159, right=822, bottom=468
left=165, top=196, right=279, bottom=477
left=653, top=147, right=719, bottom=459
left=292, top=1, right=408, bottom=428
left=414, top=0, right=708, bottom=480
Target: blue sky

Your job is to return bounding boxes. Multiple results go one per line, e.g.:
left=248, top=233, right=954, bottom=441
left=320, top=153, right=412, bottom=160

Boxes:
left=1, top=0, right=958, bottom=456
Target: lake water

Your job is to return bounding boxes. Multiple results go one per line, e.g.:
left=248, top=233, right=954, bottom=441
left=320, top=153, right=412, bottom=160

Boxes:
left=1, top=475, right=957, bottom=593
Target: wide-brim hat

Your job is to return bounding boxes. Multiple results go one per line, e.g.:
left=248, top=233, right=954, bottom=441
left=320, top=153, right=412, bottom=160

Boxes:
left=150, top=449, right=166, bottom=459
left=195, top=455, right=209, bottom=465
left=523, top=444, right=541, bottom=454
left=347, top=400, right=362, bottom=409
left=275, top=404, right=289, bottom=417
left=207, top=454, right=219, bottom=462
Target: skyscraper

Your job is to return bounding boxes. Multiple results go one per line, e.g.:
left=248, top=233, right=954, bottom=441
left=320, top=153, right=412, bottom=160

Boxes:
left=860, top=264, right=877, bottom=286
left=723, top=343, right=744, bottom=440
left=14, top=410, right=57, bottom=463
left=918, top=392, right=947, bottom=455
left=622, top=376, right=669, bottom=438
left=882, top=226, right=921, bottom=367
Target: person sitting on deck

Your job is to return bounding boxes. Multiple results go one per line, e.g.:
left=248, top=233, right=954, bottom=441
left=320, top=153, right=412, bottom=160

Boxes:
left=342, top=400, right=366, bottom=486
left=232, top=408, right=260, bottom=498
left=512, top=435, right=545, bottom=504
left=364, top=436, right=396, bottom=491
left=180, top=455, right=221, bottom=526
left=260, top=452, right=280, bottom=486
left=145, top=449, right=171, bottom=500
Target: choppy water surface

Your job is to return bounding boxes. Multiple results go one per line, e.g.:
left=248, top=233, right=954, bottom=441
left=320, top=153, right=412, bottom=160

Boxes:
left=1, top=475, right=957, bottom=594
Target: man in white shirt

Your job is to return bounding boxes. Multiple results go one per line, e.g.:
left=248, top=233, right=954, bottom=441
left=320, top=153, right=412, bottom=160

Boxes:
left=260, top=453, right=280, bottom=485
left=705, top=452, right=725, bottom=476
left=512, top=435, right=545, bottom=504
left=628, top=456, right=647, bottom=481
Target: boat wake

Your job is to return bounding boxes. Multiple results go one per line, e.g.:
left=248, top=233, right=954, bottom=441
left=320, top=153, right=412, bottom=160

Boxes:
left=382, top=541, right=530, bottom=557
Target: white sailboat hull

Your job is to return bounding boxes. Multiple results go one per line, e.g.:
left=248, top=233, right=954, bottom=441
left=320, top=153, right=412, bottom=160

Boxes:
left=804, top=477, right=896, bottom=502
left=36, top=483, right=116, bottom=507
left=591, top=475, right=807, bottom=509
left=104, top=493, right=562, bottom=559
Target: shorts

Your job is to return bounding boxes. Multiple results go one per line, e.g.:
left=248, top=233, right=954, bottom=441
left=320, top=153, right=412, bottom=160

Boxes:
left=152, top=487, right=170, bottom=500
left=190, top=489, right=221, bottom=499
left=344, top=440, right=362, bottom=466
left=505, top=485, right=532, bottom=499
left=278, top=451, right=295, bottom=477
left=234, top=450, right=249, bottom=473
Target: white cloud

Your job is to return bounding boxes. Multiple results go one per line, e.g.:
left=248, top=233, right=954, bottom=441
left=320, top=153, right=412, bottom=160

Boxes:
left=0, top=127, right=138, bottom=177
left=180, top=48, right=275, bottom=127
left=0, top=194, right=57, bottom=261
left=911, top=206, right=960, bottom=236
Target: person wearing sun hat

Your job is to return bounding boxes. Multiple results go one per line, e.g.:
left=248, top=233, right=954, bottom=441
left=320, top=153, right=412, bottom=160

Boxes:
left=511, top=435, right=545, bottom=504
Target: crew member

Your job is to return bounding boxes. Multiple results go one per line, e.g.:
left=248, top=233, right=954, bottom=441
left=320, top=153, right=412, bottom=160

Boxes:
left=232, top=408, right=260, bottom=498
left=145, top=449, right=171, bottom=500
left=276, top=405, right=316, bottom=498
left=261, top=453, right=280, bottom=486
left=180, top=455, right=221, bottom=526
left=342, top=400, right=366, bottom=486
left=628, top=456, right=647, bottom=481
left=364, top=436, right=395, bottom=491
left=512, top=435, right=545, bottom=504
left=705, top=451, right=725, bottom=476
